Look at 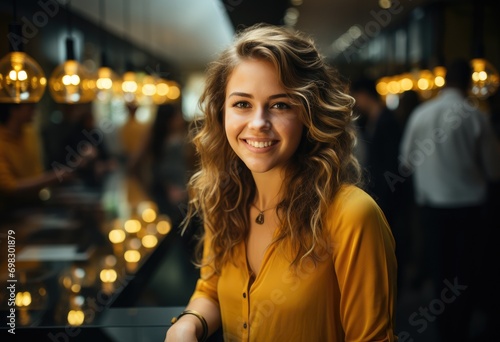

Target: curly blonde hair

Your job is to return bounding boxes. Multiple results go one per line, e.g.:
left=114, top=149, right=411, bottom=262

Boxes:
left=184, top=24, right=361, bottom=271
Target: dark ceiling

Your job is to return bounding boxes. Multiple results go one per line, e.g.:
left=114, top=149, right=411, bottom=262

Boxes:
left=224, top=0, right=290, bottom=31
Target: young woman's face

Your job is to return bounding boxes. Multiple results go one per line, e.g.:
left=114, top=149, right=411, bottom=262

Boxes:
left=224, top=59, right=303, bottom=175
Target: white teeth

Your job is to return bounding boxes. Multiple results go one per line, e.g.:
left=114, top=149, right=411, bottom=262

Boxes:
left=246, top=140, right=274, bottom=148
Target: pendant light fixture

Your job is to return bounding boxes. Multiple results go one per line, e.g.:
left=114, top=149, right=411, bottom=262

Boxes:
left=121, top=0, right=141, bottom=104
left=96, top=0, right=118, bottom=102
left=49, top=0, right=96, bottom=103
left=470, top=0, right=499, bottom=99
left=0, top=0, right=46, bottom=103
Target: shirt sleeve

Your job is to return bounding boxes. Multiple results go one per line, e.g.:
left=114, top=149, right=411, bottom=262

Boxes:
left=189, top=226, right=220, bottom=307
left=477, top=113, right=500, bottom=180
left=330, top=187, right=397, bottom=342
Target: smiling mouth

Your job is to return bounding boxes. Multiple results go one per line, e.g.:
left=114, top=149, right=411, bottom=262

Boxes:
left=244, top=139, right=277, bottom=148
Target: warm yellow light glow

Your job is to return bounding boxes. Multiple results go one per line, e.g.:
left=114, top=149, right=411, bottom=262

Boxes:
left=0, top=51, right=47, bottom=103
left=141, top=208, right=157, bottom=223
left=124, top=219, right=141, bottom=233
left=70, top=75, right=80, bottom=85
left=71, top=284, right=81, bottom=293
left=62, top=75, right=71, bottom=85
left=49, top=59, right=95, bottom=103
left=97, top=77, right=112, bottom=89
left=18, top=70, right=28, bottom=81
left=142, top=83, right=156, bottom=96
left=156, top=83, right=169, bottom=96
left=67, top=310, right=85, bottom=326
left=387, top=80, right=401, bottom=94
left=100, top=269, right=118, bottom=283
left=417, top=78, right=430, bottom=90
left=379, top=0, right=392, bottom=9
left=122, top=81, right=137, bottom=92
left=9, top=69, right=17, bottom=80
left=142, top=235, right=158, bottom=248
left=15, top=292, right=32, bottom=307
left=156, top=220, right=172, bottom=235
left=167, top=84, right=180, bottom=100
left=400, top=78, right=413, bottom=91
left=63, top=276, right=72, bottom=289
left=124, top=250, right=141, bottom=262
left=96, top=67, right=116, bottom=93
left=376, top=81, right=388, bottom=96
left=434, top=76, right=445, bottom=87
left=108, top=229, right=126, bottom=243
left=470, top=58, right=499, bottom=99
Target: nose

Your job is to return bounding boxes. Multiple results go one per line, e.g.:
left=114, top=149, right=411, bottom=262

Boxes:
left=247, top=106, right=270, bottom=130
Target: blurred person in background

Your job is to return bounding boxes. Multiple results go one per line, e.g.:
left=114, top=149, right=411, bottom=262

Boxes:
left=42, top=103, right=115, bottom=190
left=394, top=89, right=421, bottom=131
left=120, top=100, right=151, bottom=162
left=0, top=103, right=93, bottom=215
left=350, top=77, right=402, bottom=227
left=400, top=58, right=500, bottom=341
left=128, top=103, right=193, bottom=220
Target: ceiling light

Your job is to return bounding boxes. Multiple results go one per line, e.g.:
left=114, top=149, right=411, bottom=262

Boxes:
left=379, top=0, right=392, bottom=10
left=49, top=1, right=95, bottom=103
left=0, top=0, right=46, bottom=103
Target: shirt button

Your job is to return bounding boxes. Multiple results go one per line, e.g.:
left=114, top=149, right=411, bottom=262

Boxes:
left=243, top=292, right=246, bottom=298
left=243, top=322, right=247, bottom=329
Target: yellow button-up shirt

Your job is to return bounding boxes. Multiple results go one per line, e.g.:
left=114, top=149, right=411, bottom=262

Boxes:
left=190, top=185, right=397, bottom=341
left=0, top=124, right=43, bottom=192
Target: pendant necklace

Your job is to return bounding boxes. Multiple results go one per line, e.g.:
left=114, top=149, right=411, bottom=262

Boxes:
left=251, top=204, right=277, bottom=225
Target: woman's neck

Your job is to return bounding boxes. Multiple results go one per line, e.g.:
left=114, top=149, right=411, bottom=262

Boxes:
left=251, top=168, right=284, bottom=210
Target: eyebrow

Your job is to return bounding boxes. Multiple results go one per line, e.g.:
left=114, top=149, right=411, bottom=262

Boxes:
left=227, top=92, right=289, bottom=100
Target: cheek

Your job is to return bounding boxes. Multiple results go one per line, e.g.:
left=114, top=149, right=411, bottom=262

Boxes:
left=285, top=120, right=304, bottom=146
left=224, top=111, right=239, bottom=142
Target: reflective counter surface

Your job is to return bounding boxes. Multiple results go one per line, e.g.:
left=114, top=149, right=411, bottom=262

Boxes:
left=0, top=170, right=210, bottom=341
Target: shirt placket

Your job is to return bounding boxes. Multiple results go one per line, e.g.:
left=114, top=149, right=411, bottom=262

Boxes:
left=240, top=272, right=251, bottom=341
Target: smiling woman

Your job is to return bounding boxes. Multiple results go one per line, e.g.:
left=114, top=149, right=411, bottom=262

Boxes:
left=165, top=24, right=398, bottom=342
left=224, top=59, right=304, bottom=176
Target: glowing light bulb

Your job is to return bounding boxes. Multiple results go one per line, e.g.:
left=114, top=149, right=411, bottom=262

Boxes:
left=109, top=229, right=126, bottom=243
left=124, top=250, right=141, bottom=262
left=156, top=219, right=172, bottom=235
left=470, top=58, right=499, bottom=99
left=124, top=219, right=141, bottom=233
left=49, top=60, right=95, bottom=103
left=67, top=310, right=85, bottom=326
left=15, top=292, right=32, bottom=307
left=142, top=235, right=158, bottom=248
left=100, top=269, right=118, bottom=283
left=0, top=51, right=46, bottom=103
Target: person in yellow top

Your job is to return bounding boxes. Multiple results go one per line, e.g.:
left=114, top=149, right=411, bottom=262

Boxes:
left=166, top=24, right=397, bottom=342
left=0, top=103, right=94, bottom=212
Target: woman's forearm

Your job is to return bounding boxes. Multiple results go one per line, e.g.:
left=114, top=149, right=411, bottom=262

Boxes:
left=166, top=297, right=221, bottom=341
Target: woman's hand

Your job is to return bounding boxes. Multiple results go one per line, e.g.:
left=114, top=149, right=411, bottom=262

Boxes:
left=165, top=318, right=198, bottom=342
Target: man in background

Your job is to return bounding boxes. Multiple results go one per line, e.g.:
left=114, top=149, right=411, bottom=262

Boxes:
left=400, top=58, right=500, bottom=341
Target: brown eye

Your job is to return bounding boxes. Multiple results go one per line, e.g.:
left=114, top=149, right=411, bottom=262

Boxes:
left=234, top=101, right=251, bottom=109
left=272, top=102, right=291, bottom=110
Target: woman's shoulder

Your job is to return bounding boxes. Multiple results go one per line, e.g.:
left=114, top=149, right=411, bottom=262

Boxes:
left=327, top=184, right=389, bottom=233
left=331, top=184, right=378, bottom=211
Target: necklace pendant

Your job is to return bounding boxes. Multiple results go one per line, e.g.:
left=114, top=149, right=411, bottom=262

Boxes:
left=255, top=212, right=265, bottom=225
